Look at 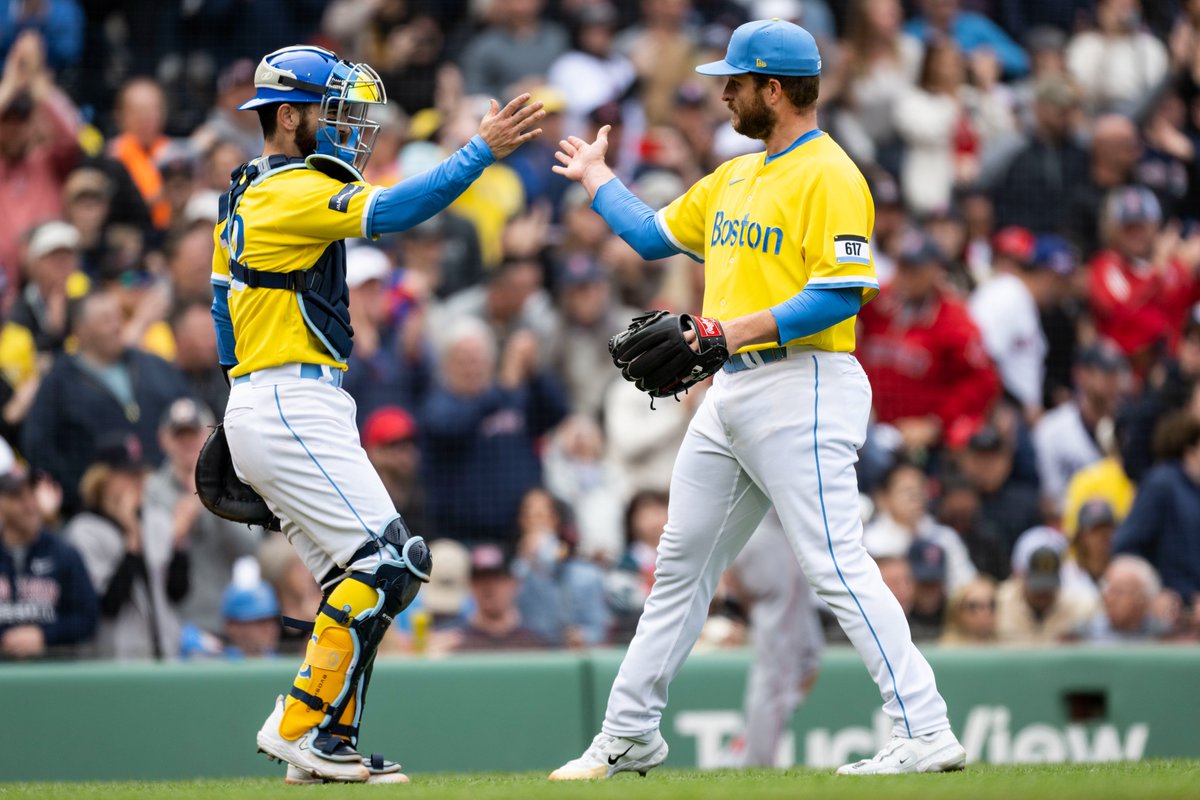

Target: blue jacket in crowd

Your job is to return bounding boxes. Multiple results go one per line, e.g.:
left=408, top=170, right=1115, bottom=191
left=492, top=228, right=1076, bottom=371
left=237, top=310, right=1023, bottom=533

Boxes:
left=1113, top=462, right=1200, bottom=600
left=21, top=350, right=192, bottom=514
left=905, top=11, right=1031, bottom=78
left=421, top=375, right=569, bottom=546
left=0, top=529, right=99, bottom=650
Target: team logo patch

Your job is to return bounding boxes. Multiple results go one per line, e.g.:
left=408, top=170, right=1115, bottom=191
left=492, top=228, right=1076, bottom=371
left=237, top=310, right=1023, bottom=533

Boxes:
left=694, top=316, right=721, bottom=338
left=833, top=234, right=871, bottom=266
left=328, top=184, right=364, bottom=213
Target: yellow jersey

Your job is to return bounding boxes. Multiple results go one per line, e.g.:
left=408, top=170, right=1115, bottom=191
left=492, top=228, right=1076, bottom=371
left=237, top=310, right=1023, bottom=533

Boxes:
left=211, top=163, right=379, bottom=378
left=655, top=130, right=878, bottom=353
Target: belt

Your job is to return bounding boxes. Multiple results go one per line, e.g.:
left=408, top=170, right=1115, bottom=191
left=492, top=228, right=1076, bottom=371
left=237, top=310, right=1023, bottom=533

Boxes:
left=231, top=362, right=344, bottom=388
left=723, top=345, right=814, bottom=373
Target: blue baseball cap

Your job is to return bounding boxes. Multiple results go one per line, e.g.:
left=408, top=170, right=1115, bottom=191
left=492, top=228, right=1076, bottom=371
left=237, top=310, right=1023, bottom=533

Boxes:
left=222, top=581, right=280, bottom=622
left=696, top=19, right=821, bottom=77
left=1032, top=234, right=1077, bottom=276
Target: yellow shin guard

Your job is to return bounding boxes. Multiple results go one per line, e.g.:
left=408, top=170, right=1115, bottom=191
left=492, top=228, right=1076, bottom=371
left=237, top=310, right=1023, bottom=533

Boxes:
left=279, top=577, right=380, bottom=740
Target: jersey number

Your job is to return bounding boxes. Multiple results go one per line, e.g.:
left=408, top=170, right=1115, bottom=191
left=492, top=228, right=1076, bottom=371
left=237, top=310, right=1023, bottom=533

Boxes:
left=227, top=214, right=246, bottom=263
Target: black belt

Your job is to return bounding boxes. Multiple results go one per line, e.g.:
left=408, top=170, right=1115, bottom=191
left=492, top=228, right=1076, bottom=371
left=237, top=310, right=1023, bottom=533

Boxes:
left=229, top=260, right=309, bottom=291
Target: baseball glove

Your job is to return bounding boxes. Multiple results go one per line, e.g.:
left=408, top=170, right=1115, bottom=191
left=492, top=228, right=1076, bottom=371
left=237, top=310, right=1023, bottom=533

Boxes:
left=195, top=424, right=279, bottom=529
left=609, top=310, right=729, bottom=398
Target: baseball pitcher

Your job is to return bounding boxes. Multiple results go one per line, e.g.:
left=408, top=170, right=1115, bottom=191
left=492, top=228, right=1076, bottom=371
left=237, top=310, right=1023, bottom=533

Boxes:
left=549, top=20, right=965, bottom=778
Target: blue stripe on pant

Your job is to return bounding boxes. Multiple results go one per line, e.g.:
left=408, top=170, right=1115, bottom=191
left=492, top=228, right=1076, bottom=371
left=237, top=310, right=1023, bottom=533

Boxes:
left=810, top=354, right=912, bottom=737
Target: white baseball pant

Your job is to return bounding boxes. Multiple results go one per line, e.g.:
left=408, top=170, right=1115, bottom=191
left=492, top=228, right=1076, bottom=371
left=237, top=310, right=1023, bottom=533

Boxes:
left=728, top=507, right=824, bottom=767
left=602, top=349, right=949, bottom=740
left=222, top=363, right=399, bottom=583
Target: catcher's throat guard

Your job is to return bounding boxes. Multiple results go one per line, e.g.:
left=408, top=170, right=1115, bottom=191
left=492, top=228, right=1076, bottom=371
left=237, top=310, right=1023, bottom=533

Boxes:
left=609, top=310, right=730, bottom=399
left=195, top=423, right=279, bottom=529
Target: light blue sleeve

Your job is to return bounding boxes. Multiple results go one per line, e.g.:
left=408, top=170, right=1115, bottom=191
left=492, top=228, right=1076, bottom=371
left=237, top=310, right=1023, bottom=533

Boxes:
left=366, top=135, right=496, bottom=237
left=769, top=286, right=861, bottom=344
left=591, top=178, right=683, bottom=262
left=211, top=281, right=237, bottom=368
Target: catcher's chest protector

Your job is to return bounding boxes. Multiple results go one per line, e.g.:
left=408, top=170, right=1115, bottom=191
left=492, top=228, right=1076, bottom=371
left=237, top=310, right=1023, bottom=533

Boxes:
left=222, top=156, right=355, bottom=361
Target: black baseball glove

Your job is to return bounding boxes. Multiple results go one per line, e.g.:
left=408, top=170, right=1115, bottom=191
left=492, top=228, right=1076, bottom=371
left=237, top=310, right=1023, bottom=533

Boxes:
left=195, top=424, right=280, bottom=529
left=609, top=310, right=730, bottom=399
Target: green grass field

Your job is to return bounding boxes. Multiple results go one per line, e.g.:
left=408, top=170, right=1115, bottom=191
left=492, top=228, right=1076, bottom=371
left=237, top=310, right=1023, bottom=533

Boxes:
left=2, top=761, right=1198, bottom=800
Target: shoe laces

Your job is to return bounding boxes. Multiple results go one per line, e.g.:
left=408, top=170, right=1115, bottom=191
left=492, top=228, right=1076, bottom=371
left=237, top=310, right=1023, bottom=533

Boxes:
left=871, top=737, right=907, bottom=762
left=583, top=733, right=617, bottom=762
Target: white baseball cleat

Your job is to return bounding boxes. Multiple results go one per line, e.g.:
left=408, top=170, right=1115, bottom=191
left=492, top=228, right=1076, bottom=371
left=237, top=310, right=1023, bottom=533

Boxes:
left=284, top=754, right=410, bottom=785
left=548, top=730, right=669, bottom=780
left=255, top=695, right=369, bottom=783
left=836, top=729, right=966, bottom=775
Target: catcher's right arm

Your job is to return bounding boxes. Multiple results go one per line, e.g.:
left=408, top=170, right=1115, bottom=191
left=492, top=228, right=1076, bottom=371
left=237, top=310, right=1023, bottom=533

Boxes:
left=195, top=424, right=279, bottom=529
left=609, top=310, right=730, bottom=399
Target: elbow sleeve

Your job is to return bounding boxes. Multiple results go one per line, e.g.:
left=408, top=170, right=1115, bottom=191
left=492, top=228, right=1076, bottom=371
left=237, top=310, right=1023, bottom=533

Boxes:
left=769, top=286, right=861, bottom=344
left=591, top=179, right=678, bottom=261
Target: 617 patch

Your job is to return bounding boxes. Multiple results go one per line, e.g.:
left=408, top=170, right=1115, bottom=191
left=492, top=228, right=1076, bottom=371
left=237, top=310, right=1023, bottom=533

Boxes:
left=833, top=234, right=871, bottom=266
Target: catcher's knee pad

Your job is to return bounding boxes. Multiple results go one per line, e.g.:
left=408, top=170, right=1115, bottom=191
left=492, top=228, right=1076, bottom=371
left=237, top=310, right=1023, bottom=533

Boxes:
left=280, top=521, right=431, bottom=742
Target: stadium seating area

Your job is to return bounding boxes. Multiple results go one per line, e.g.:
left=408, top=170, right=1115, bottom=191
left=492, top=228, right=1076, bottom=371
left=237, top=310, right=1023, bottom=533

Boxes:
left=0, top=0, right=1198, bottom=661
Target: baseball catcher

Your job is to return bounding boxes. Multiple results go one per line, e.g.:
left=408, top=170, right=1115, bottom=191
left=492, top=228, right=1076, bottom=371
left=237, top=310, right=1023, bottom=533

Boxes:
left=206, top=44, right=544, bottom=784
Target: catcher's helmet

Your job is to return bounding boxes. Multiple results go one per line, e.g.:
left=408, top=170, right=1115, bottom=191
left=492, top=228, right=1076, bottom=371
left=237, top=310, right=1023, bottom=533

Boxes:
left=239, top=45, right=387, bottom=173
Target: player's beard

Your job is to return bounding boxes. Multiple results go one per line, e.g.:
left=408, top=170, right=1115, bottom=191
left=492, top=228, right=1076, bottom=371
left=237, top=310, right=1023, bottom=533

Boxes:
left=731, top=90, right=777, bottom=141
left=295, top=109, right=319, bottom=157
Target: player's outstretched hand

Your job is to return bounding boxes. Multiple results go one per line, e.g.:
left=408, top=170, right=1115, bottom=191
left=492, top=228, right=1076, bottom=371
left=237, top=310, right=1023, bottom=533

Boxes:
left=479, top=93, right=546, bottom=159
left=552, top=125, right=616, bottom=192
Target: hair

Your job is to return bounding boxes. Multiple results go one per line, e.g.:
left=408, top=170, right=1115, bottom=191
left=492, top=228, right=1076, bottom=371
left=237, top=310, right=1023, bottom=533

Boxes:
left=438, top=316, right=497, bottom=366
left=843, top=0, right=902, bottom=76
left=116, top=75, right=165, bottom=113
left=917, top=36, right=961, bottom=93
left=255, top=105, right=281, bottom=139
left=879, top=457, right=924, bottom=492
left=623, top=489, right=670, bottom=546
left=79, top=463, right=113, bottom=512
left=168, top=298, right=212, bottom=329
left=1152, top=411, right=1200, bottom=462
left=750, top=73, right=820, bottom=113
left=1103, top=555, right=1162, bottom=600
left=939, top=576, right=999, bottom=645
left=254, top=102, right=317, bottom=139
left=71, top=289, right=116, bottom=335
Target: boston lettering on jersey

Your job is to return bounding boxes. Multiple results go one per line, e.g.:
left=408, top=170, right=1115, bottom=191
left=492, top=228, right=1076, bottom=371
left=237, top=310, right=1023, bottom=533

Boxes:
left=709, top=210, right=784, bottom=255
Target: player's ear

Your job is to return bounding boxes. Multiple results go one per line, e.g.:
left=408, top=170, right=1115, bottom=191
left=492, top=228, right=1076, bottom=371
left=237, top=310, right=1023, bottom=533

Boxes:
left=767, top=77, right=783, bottom=103
left=277, top=103, right=298, bottom=133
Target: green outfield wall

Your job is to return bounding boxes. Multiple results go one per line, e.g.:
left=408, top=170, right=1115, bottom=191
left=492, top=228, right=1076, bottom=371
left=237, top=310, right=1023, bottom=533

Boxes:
left=1, top=645, right=1197, bottom=781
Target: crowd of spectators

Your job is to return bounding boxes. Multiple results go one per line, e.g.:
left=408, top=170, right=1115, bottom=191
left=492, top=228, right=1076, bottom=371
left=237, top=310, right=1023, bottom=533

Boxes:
left=1, top=0, right=1200, bottom=661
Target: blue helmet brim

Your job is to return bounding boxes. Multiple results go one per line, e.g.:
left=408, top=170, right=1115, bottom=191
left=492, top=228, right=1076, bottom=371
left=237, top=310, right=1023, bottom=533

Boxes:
left=695, top=59, right=748, bottom=76
left=238, top=88, right=323, bottom=110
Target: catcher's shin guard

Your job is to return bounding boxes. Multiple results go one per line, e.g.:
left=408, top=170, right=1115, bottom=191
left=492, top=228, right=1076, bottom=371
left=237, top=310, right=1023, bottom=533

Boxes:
left=279, top=520, right=431, bottom=742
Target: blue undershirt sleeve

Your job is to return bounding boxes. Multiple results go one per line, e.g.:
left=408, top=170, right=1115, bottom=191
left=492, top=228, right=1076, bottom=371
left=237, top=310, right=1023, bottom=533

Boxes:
left=591, top=178, right=678, bottom=261
left=769, top=286, right=862, bottom=344
left=211, top=281, right=237, bottom=368
left=366, top=135, right=496, bottom=237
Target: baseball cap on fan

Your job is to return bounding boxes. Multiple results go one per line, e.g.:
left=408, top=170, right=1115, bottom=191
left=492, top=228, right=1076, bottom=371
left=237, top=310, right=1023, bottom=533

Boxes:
left=1032, top=235, right=1078, bottom=277
left=1107, top=186, right=1162, bottom=226
left=27, top=221, right=80, bottom=262
left=695, top=18, right=821, bottom=77
left=345, top=244, right=392, bottom=288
